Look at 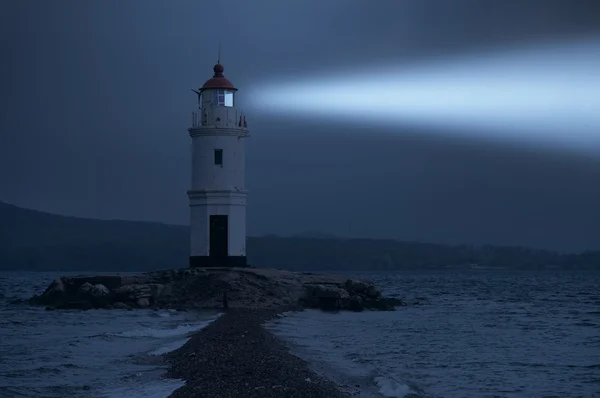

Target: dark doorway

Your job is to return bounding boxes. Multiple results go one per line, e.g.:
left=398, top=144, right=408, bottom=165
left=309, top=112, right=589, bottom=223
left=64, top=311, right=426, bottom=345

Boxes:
left=209, top=215, right=228, bottom=266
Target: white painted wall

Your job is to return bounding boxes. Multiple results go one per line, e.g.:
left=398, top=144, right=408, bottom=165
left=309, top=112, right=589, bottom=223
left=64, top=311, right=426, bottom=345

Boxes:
left=190, top=133, right=245, bottom=191
left=189, top=205, right=208, bottom=256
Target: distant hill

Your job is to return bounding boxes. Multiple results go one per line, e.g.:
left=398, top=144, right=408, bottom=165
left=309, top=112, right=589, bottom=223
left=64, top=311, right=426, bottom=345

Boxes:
left=0, top=201, right=597, bottom=272
left=0, top=201, right=189, bottom=271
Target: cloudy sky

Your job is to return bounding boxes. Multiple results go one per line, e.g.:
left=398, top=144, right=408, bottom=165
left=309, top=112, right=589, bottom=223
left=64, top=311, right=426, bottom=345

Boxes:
left=1, top=0, right=599, bottom=251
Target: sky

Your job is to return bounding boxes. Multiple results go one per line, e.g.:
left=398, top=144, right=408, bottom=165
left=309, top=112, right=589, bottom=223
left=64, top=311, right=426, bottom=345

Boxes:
left=1, top=0, right=599, bottom=252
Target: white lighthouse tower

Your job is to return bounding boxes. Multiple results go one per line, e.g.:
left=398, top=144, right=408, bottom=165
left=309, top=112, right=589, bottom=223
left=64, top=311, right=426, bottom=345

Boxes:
left=188, top=62, right=249, bottom=267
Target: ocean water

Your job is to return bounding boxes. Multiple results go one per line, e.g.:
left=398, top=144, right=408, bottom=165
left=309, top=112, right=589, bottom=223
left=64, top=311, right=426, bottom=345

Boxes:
left=2, top=270, right=599, bottom=398
left=267, top=270, right=600, bottom=398
left=0, top=272, right=221, bottom=398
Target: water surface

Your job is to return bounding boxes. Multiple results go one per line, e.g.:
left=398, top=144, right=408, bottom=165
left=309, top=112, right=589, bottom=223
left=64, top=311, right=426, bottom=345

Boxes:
left=268, top=270, right=600, bottom=397
left=0, top=271, right=219, bottom=398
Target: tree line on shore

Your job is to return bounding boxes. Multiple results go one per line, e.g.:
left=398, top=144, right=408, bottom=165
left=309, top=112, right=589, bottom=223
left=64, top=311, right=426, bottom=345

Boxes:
left=1, top=201, right=597, bottom=272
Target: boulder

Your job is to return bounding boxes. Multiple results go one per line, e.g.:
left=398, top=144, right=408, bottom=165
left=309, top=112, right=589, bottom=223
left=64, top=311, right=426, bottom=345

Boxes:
left=136, top=298, right=150, bottom=308
left=304, top=284, right=350, bottom=299
left=159, top=283, right=173, bottom=299
left=66, top=275, right=122, bottom=291
left=364, top=285, right=382, bottom=299
left=113, top=284, right=151, bottom=301
left=94, top=284, right=110, bottom=296
left=78, top=283, right=109, bottom=298
left=301, top=284, right=350, bottom=312
left=121, top=275, right=151, bottom=286
left=349, top=296, right=364, bottom=312
left=344, top=279, right=373, bottom=294
left=42, top=278, right=66, bottom=298
left=148, top=284, right=164, bottom=304
left=363, top=297, right=405, bottom=311
left=77, top=282, right=111, bottom=308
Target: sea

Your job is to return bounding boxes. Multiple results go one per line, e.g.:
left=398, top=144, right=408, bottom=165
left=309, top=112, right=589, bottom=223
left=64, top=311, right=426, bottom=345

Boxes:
left=1, top=270, right=599, bottom=398
left=0, top=272, right=221, bottom=398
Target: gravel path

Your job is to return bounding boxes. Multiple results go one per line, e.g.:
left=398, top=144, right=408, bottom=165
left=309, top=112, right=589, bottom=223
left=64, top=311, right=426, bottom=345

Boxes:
left=166, top=307, right=352, bottom=398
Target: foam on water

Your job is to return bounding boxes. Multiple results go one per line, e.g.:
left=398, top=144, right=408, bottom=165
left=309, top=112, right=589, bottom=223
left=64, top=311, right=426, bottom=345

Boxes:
left=102, top=378, right=186, bottom=398
left=267, top=310, right=418, bottom=397
left=151, top=310, right=177, bottom=318
left=374, top=377, right=411, bottom=398
left=3, top=270, right=599, bottom=398
left=148, top=338, right=191, bottom=356
left=267, top=271, right=600, bottom=398
left=112, top=319, right=217, bottom=338
left=0, top=271, right=221, bottom=398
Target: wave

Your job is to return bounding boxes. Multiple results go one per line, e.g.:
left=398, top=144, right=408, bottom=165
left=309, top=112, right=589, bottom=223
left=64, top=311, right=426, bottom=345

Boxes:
left=150, top=310, right=176, bottom=318
left=110, top=314, right=221, bottom=339
left=102, top=378, right=186, bottom=398
left=111, top=322, right=208, bottom=339
left=267, top=311, right=426, bottom=398
left=0, top=384, right=95, bottom=398
left=374, top=376, right=414, bottom=398
left=148, top=338, right=191, bottom=356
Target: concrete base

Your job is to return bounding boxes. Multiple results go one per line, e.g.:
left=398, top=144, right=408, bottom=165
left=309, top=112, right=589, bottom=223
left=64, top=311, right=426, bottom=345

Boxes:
left=189, top=256, right=247, bottom=268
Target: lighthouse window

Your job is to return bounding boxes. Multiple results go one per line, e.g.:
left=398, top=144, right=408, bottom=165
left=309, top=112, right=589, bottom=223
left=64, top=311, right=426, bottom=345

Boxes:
left=215, top=90, right=234, bottom=107
left=214, top=149, right=223, bottom=166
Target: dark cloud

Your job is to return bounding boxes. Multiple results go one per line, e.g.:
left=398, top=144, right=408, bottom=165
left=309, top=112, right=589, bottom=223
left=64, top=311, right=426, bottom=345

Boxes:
left=1, top=0, right=599, bottom=251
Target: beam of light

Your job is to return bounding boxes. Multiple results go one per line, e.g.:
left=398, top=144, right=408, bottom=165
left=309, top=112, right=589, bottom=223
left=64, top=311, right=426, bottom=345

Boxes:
left=248, top=37, right=600, bottom=154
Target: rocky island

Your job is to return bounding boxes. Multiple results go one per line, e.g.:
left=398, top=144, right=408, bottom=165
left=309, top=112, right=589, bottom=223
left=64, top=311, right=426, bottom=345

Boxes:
left=29, top=267, right=403, bottom=312
left=28, top=267, right=405, bottom=397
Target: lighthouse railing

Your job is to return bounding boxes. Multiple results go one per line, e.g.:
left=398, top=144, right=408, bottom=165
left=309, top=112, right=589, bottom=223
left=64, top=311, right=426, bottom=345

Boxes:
left=190, top=109, right=248, bottom=130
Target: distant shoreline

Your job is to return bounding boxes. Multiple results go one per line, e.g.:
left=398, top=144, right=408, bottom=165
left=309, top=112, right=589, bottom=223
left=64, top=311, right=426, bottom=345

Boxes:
left=2, top=200, right=599, bottom=272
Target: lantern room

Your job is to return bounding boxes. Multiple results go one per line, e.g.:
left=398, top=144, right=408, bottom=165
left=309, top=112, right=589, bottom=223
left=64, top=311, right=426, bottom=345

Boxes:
left=196, top=63, right=237, bottom=108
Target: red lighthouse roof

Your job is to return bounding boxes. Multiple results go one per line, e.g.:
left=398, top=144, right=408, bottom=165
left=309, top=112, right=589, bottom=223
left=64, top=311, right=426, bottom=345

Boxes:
left=200, top=63, right=237, bottom=92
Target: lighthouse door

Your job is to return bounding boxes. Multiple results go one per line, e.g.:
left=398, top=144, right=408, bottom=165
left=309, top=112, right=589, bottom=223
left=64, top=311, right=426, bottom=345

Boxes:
left=209, top=215, right=228, bottom=266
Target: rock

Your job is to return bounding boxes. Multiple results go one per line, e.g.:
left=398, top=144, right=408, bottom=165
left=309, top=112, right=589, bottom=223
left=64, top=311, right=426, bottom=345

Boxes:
left=318, top=299, right=338, bottom=312
left=29, top=267, right=404, bottom=313
left=304, top=284, right=350, bottom=299
left=75, top=282, right=111, bottom=308
left=78, top=282, right=109, bottom=298
left=160, top=283, right=173, bottom=298
left=67, top=275, right=122, bottom=290
left=42, top=278, right=66, bottom=298
left=77, top=282, right=93, bottom=295
left=121, top=275, right=151, bottom=286
left=344, top=279, right=372, bottom=294
left=364, top=285, right=382, bottom=299
left=148, top=284, right=164, bottom=304
left=302, top=284, right=350, bottom=312
left=349, top=296, right=364, bottom=312
left=364, top=297, right=405, bottom=311
left=136, top=298, right=150, bottom=308
left=114, top=284, right=151, bottom=301
left=94, top=284, right=110, bottom=296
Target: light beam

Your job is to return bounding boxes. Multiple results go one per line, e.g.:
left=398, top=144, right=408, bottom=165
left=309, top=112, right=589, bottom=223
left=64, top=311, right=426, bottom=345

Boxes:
left=248, top=38, right=600, bottom=154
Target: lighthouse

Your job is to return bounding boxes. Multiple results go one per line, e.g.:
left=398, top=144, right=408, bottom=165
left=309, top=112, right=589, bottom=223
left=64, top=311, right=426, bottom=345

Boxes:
left=188, top=62, right=249, bottom=267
